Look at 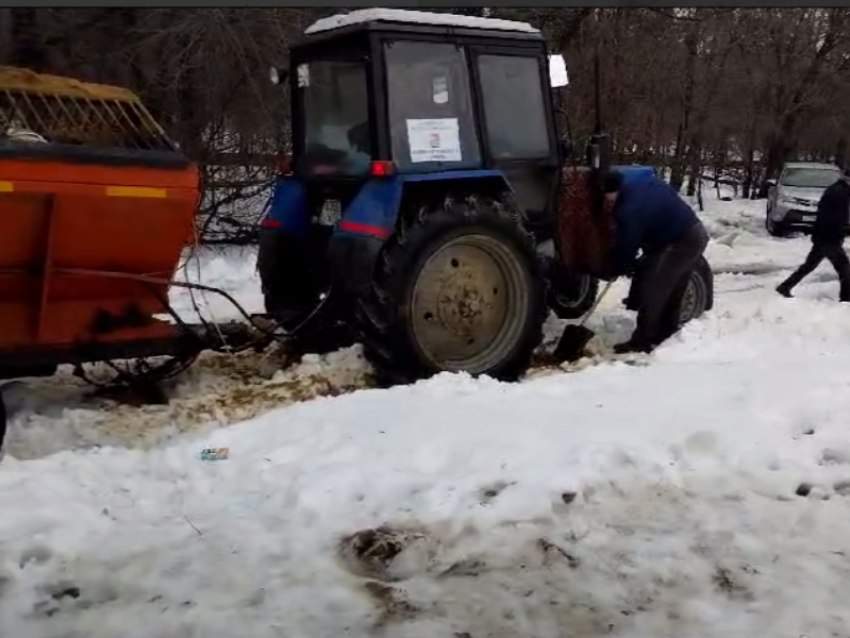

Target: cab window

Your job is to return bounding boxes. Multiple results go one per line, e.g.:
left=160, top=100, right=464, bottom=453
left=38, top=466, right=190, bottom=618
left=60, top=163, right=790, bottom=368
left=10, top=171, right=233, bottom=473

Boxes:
left=384, top=41, right=481, bottom=169
left=477, top=55, right=551, bottom=160
left=298, top=59, right=372, bottom=176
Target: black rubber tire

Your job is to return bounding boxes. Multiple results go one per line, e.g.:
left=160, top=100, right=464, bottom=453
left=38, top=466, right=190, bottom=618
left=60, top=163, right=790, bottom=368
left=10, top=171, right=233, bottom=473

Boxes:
left=0, top=387, right=6, bottom=455
left=260, top=228, right=357, bottom=358
left=356, top=195, right=547, bottom=386
left=546, top=260, right=601, bottom=320
left=765, top=205, right=787, bottom=238
left=673, top=254, right=714, bottom=324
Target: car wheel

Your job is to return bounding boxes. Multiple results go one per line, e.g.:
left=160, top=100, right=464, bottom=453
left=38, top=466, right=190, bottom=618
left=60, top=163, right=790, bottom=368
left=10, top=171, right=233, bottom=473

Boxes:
left=765, top=205, right=787, bottom=238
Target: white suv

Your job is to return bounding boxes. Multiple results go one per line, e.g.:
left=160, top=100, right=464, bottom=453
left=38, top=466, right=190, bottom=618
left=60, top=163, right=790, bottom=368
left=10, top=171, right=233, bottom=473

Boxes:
left=765, top=162, right=842, bottom=237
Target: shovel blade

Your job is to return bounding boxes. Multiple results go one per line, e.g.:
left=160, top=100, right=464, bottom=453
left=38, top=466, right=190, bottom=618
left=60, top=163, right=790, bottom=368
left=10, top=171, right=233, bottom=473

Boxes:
left=553, top=324, right=596, bottom=363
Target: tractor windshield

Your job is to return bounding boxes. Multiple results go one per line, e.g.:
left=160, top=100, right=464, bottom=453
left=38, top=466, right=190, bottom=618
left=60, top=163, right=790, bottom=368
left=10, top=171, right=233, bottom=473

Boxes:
left=384, top=41, right=480, bottom=169
left=297, top=58, right=372, bottom=177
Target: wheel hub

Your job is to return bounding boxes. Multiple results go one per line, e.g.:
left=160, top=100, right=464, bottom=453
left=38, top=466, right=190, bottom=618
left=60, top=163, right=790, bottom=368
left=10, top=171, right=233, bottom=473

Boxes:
left=435, top=268, right=490, bottom=334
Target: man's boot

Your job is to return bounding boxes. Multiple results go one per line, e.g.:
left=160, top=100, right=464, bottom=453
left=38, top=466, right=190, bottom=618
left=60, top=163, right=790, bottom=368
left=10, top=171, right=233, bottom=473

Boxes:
left=613, top=339, right=655, bottom=355
left=776, top=283, right=793, bottom=298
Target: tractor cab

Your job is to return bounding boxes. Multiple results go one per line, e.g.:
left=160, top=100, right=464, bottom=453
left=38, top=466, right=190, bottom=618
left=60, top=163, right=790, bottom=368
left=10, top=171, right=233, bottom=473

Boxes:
left=259, top=9, right=582, bottom=383
left=276, top=8, right=568, bottom=224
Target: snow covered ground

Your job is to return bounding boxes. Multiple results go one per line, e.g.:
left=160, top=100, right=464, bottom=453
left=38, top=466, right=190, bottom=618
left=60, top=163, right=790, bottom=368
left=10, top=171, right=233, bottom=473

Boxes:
left=4, top=188, right=850, bottom=637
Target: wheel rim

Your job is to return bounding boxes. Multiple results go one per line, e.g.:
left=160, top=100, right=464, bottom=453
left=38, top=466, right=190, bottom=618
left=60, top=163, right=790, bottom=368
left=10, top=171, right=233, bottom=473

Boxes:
left=678, top=273, right=706, bottom=323
left=553, top=274, right=591, bottom=308
left=409, top=233, right=530, bottom=374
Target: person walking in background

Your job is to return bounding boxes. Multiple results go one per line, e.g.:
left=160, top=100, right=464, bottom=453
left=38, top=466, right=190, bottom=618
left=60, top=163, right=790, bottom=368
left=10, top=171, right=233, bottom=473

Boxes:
left=776, top=167, right=850, bottom=301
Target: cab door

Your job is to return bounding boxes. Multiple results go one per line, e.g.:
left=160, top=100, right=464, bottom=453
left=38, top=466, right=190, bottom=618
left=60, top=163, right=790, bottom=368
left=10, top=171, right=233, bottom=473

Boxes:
left=469, top=47, right=560, bottom=239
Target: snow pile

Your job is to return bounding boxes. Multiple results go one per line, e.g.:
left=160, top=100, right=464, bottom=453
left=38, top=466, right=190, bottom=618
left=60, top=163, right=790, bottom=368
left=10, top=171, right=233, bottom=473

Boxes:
left=3, top=356, right=850, bottom=637
left=170, top=244, right=263, bottom=323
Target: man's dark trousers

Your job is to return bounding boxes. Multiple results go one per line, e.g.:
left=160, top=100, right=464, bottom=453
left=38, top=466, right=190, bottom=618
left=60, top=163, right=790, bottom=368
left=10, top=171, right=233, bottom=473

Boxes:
left=631, top=221, right=709, bottom=346
left=778, top=240, right=850, bottom=301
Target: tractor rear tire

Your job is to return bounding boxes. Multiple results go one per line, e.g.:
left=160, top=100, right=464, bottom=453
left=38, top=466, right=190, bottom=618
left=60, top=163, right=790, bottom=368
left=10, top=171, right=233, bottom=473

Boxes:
left=356, top=195, right=547, bottom=386
left=545, top=260, right=600, bottom=320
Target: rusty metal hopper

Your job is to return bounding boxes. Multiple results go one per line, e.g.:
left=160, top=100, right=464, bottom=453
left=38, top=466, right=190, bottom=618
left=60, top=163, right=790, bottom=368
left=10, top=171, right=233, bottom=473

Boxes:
left=0, top=67, right=200, bottom=379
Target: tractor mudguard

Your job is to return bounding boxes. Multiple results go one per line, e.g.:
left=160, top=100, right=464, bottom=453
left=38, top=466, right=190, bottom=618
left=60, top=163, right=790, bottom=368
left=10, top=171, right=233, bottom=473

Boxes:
left=334, top=169, right=510, bottom=240
left=327, top=178, right=404, bottom=299
left=337, top=178, right=405, bottom=239
left=265, top=176, right=310, bottom=236
left=402, top=168, right=507, bottom=186
left=328, top=169, right=511, bottom=298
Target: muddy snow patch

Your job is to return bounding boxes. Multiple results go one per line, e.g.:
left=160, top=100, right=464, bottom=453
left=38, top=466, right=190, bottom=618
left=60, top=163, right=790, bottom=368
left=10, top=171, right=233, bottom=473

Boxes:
left=3, top=345, right=374, bottom=459
left=326, top=470, right=850, bottom=637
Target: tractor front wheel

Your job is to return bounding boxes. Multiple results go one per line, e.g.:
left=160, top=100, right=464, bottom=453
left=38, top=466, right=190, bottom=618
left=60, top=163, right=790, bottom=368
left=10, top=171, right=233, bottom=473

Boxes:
left=675, top=255, right=714, bottom=324
left=545, top=259, right=600, bottom=320
left=356, top=196, right=547, bottom=385
left=0, top=387, right=6, bottom=457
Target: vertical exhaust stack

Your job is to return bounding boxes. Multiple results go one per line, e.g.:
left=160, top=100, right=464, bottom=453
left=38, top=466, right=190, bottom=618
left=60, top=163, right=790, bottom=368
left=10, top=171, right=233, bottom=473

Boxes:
left=587, top=47, right=612, bottom=216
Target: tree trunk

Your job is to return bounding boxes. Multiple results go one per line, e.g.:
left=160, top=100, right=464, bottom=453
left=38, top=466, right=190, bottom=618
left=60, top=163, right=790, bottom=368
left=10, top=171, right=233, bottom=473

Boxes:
left=0, top=9, right=12, bottom=64
left=670, top=27, right=698, bottom=192
left=685, top=135, right=701, bottom=197
left=10, top=8, right=47, bottom=71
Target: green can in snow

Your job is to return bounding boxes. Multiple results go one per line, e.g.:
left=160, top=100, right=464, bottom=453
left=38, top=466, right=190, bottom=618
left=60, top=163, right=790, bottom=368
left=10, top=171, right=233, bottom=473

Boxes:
left=200, top=447, right=230, bottom=461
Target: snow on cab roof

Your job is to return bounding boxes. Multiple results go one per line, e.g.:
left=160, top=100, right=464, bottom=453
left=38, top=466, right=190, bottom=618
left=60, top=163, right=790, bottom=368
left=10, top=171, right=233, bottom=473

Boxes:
left=304, top=9, right=540, bottom=36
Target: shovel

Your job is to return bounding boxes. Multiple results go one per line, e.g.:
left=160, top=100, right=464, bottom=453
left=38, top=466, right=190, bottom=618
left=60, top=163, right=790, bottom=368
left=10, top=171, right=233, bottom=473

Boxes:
left=552, top=280, right=616, bottom=363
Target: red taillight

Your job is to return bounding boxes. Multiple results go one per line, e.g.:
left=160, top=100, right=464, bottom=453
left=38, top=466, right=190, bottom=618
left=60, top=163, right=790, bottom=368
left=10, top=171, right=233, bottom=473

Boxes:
left=278, top=153, right=293, bottom=175
left=370, top=160, right=395, bottom=177
left=262, top=218, right=282, bottom=229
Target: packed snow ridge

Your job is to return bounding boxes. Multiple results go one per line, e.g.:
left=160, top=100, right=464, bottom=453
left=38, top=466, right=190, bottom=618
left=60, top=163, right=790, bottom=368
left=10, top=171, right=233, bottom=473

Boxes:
left=3, top=188, right=850, bottom=637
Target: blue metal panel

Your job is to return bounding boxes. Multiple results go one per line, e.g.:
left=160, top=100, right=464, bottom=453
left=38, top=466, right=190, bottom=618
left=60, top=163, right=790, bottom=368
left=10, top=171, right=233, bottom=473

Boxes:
left=337, top=178, right=405, bottom=238
left=265, top=177, right=311, bottom=236
left=335, top=169, right=510, bottom=239
left=402, top=169, right=506, bottom=183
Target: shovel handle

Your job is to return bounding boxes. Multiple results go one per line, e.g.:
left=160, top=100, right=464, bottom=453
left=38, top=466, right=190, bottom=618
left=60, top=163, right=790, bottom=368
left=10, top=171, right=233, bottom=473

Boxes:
left=578, top=280, right=616, bottom=327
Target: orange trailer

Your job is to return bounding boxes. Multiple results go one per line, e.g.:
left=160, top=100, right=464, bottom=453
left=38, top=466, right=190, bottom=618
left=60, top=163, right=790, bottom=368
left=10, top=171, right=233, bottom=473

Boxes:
left=0, top=68, right=271, bottom=440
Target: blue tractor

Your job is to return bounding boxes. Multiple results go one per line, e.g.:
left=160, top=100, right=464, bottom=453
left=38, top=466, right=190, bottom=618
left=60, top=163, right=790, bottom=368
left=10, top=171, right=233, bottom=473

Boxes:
left=258, top=9, right=713, bottom=384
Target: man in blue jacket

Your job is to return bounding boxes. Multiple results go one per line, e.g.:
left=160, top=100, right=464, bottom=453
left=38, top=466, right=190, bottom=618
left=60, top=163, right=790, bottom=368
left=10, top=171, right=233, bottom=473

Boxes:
left=776, top=167, right=850, bottom=301
left=600, top=170, right=709, bottom=354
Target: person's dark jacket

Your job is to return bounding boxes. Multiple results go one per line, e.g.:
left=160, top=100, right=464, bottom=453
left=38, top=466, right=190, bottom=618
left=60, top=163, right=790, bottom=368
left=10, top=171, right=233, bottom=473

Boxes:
left=812, top=178, right=850, bottom=244
left=607, top=175, right=700, bottom=275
